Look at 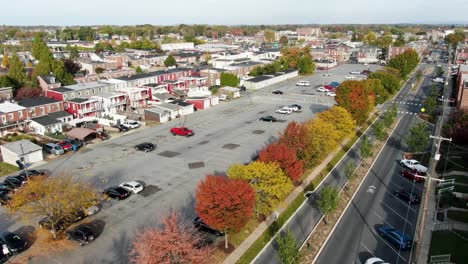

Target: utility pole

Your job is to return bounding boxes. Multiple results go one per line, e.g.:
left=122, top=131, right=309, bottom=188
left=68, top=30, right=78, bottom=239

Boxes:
left=19, top=143, right=29, bottom=180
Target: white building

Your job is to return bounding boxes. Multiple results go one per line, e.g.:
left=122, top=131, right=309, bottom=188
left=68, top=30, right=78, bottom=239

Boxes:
left=91, top=92, right=128, bottom=116
left=0, top=139, right=44, bottom=167
left=29, top=116, right=63, bottom=135
left=243, top=70, right=299, bottom=90
left=161, top=42, right=195, bottom=51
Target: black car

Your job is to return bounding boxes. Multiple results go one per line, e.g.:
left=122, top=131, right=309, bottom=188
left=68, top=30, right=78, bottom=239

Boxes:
left=0, top=232, right=27, bottom=254
left=115, top=124, right=130, bottom=133
left=259, top=116, right=278, bottom=122
left=291, top=104, right=302, bottom=110
left=2, top=179, right=22, bottom=189
left=135, top=142, right=155, bottom=152
left=5, top=175, right=27, bottom=185
left=272, top=90, right=283, bottom=94
left=0, top=182, right=16, bottom=193
left=394, top=190, right=420, bottom=204
left=0, top=191, right=11, bottom=206
left=193, top=217, right=224, bottom=237
left=18, top=169, right=45, bottom=178
left=103, top=186, right=131, bottom=200
left=66, top=224, right=95, bottom=246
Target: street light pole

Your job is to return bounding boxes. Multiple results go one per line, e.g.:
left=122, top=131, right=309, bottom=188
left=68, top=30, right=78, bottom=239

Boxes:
left=19, top=143, right=29, bottom=180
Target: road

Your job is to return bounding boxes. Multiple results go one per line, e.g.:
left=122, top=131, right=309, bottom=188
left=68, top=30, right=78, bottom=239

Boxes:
left=253, top=61, right=438, bottom=264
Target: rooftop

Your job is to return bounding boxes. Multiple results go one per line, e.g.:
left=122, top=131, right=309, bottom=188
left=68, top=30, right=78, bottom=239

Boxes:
left=48, top=110, right=72, bottom=119
left=115, top=68, right=192, bottom=81
left=245, top=75, right=272, bottom=83
left=19, top=97, right=60, bottom=108
left=0, top=139, right=42, bottom=155
left=63, top=82, right=110, bottom=91
left=92, top=92, right=126, bottom=99
left=31, top=115, right=62, bottom=126
left=0, top=102, right=26, bottom=113
left=68, top=98, right=98, bottom=103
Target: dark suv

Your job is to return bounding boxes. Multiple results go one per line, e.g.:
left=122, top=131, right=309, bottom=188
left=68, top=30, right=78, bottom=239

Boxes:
left=66, top=224, right=95, bottom=246
left=193, top=217, right=224, bottom=236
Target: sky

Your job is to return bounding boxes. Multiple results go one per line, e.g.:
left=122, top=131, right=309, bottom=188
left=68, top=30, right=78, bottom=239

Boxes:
left=2, top=0, right=468, bottom=26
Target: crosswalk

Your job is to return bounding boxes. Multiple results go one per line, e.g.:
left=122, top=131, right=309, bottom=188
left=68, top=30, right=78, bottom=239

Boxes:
left=381, top=109, right=419, bottom=115
left=391, top=101, right=423, bottom=106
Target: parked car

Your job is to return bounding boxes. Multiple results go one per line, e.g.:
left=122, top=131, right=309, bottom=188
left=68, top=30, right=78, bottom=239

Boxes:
left=114, top=124, right=130, bottom=133
left=275, top=108, right=292, bottom=115
left=85, top=206, right=99, bottom=216
left=57, top=141, right=73, bottom=152
left=377, top=226, right=412, bottom=250
left=64, top=138, right=82, bottom=149
left=259, top=116, right=277, bottom=122
left=401, top=169, right=425, bottom=183
left=19, top=169, right=45, bottom=178
left=219, top=94, right=230, bottom=101
left=394, top=190, right=420, bottom=204
left=170, top=127, right=194, bottom=137
left=103, top=186, right=131, bottom=200
left=324, top=85, right=335, bottom=91
left=135, top=142, right=155, bottom=152
left=0, top=182, right=17, bottom=193
left=193, top=217, right=224, bottom=236
left=330, top=81, right=340, bottom=87
left=5, top=175, right=27, bottom=185
left=365, top=257, right=389, bottom=264
left=3, top=177, right=25, bottom=188
left=122, top=120, right=140, bottom=129
left=326, top=91, right=336, bottom=97
left=317, top=87, right=328, bottom=92
left=400, top=159, right=428, bottom=173
left=66, top=224, right=95, bottom=246
left=44, top=143, right=65, bottom=155
left=0, top=191, right=11, bottom=206
left=0, top=232, right=27, bottom=254
left=272, top=90, right=283, bottom=94
left=119, top=181, right=144, bottom=194
left=344, top=76, right=355, bottom=80
left=322, top=73, right=332, bottom=76
left=296, top=81, right=310, bottom=86
left=284, top=105, right=299, bottom=112
left=350, top=70, right=361, bottom=75
left=290, top=104, right=302, bottom=110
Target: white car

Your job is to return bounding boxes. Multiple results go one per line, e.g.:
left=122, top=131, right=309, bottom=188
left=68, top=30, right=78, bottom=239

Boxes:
left=400, top=159, right=428, bottom=173
left=317, top=87, right=328, bottom=92
left=350, top=70, right=361, bottom=75
left=326, top=91, right=336, bottom=97
left=85, top=205, right=100, bottom=216
left=344, top=76, right=355, bottom=80
left=275, top=108, right=292, bottom=115
left=119, top=181, right=144, bottom=194
left=123, top=120, right=140, bottom=129
left=365, top=257, right=389, bottom=264
left=296, top=81, right=310, bottom=86
left=322, top=73, right=332, bottom=76
left=284, top=105, right=299, bottom=112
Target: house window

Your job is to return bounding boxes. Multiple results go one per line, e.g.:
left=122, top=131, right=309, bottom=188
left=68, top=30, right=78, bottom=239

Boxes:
left=47, top=105, right=51, bottom=111
left=78, top=92, right=81, bottom=96
left=63, top=95, right=67, bottom=99
left=40, top=107, right=45, bottom=115
left=8, top=113, right=14, bottom=120
left=1, top=115, right=6, bottom=123
left=72, top=104, right=76, bottom=110
left=18, top=111, right=23, bottom=118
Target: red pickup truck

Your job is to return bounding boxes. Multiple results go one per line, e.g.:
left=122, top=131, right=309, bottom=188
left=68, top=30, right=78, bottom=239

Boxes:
left=170, top=127, right=194, bottom=137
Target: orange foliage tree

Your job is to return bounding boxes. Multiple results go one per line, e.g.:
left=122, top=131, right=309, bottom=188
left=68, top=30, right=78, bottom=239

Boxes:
left=336, top=80, right=375, bottom=125
left=195, top=175, right=255, bottom=248
left=258, top=143, right=304, bottom=184
left=130, top=212, right=212, bottom=264
left=279, top=121, right=309, bottom=158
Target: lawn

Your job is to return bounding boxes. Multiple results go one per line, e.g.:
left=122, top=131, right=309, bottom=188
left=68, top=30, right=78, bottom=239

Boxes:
left=445, top=175, right=468, bottom=185
left=455, top=184, right=468, bottom=194
left=0, top=162, right=18, bottom=177
left=429, top=229, right=468, bottom=264
left=447, top=210, right=468, bottom=223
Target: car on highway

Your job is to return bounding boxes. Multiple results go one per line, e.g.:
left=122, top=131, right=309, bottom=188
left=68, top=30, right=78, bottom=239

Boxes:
left=122, top=120, right=140, bottom=129
left=170, top=127, right=194, bottom=137
left=365, top=257, right=389, bottom=264
left=290, top=104, right=302, bottom=110
left=317, top=87, right=328, bottom=92
left=272, top=90, right=283, bottom=94
left=394, top=190, right=420, bottom=204
left=296, top=81, right=310, bottom=86
left=119, top=181, right=144, bottom=194
left=401, top=169, right=425, bottom=183
left=275, top=108, right=292, bottom=115
left=57, top=141, right=73, bottom=152
left=0, top=232, right=27, bottom=254
left=66, top=224, right=95, bottom=246
left=103, top=186, right=131, bottom=200
left=44, top=143, right=65, bottom=155
left=259, top=116, right=277, bottom=122
left=400, top=159, right=428, bottom=173
left=134, top=142, right=156, bottom=152
left=193, top=217, right=224, bottom=236
left=377, top=226, right=412, bottom=250
left=326, top=91, right=336, bottom=97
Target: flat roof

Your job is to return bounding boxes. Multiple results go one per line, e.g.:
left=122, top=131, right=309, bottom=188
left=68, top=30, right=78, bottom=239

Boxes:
left=1, top=139, right=42, bottom=155
left=63, top=82, right=110, bottom=91
left=245, top=75, right=272, bottom=83
left=0, top=102, right=26, bottom=113
left=92, top=92, right=126, bottom=98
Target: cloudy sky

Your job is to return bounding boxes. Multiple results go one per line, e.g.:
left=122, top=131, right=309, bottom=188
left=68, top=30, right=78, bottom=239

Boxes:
left=3, top=0, right=468, bottom=25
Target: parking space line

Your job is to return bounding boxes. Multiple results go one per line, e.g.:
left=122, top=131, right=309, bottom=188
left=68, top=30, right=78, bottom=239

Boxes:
left=360, top=242, right=375, bottom=257
left=379, top=200, right=414, bottom=226
left=388, top=175, right=424, bottom=191
left=370, top=213, right=408, bottom=263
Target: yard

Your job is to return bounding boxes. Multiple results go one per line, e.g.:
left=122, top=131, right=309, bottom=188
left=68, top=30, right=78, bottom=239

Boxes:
left=429, top=229, right=468, bottom=264
left=447, top=210, right=468, bottom=223
left=0, top=162, right=18, bottom=177
left=445, top=174, right=468, bottom=185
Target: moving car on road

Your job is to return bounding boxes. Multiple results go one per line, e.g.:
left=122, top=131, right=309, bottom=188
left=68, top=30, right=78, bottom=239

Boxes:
left=259, top=116, right=277, bottom=122
left=344, top=76, right=355, bottom=80
left=170, top=127, right=194, bottom=137
left=394, top=190, right=420, bottom=204
left=400, top=159, right=428, bottom=173
left=66, top=224, right=95, bottom=246
left=272, top=90, right=283, bottom=94
left=284, top=105, right=299, bottom=112
left=119, top=181, right=144, bottom=194
left=135, top=142, right=155, bottom=152
left=290, top=104, right=302, bottom=110
left=103, top=186, right=131, bottom=200
left=377, top=226, right=412, bottom=250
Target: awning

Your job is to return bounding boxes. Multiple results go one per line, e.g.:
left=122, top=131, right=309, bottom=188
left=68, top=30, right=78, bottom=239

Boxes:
left=66, top=127, right=96, bottom=141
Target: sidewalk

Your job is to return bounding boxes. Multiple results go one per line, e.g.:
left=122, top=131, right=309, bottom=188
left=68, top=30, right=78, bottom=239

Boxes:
left=223, top=140, right=349, bottom=264
left=416, top=181, right=437, bottom=264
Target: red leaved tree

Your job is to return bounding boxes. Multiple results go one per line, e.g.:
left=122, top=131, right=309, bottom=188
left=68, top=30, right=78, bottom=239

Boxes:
left=279, top=121, right=309, bottom=154
left=195, top=175, right=255, bottom=249
left=258, top=143, right=304, bottom=183
left=130, top=211, right=212, bottom=264
left=15, top=87, right=42, bottom=100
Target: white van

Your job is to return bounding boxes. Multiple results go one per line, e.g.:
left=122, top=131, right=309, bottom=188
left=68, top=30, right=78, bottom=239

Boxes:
left=296, top=81, right=310, bottom=86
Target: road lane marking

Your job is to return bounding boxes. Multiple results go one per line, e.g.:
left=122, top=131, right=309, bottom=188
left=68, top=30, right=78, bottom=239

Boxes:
left=371, top=213, right=409, bottom=262
left=379, top=200, right=414, bottom=226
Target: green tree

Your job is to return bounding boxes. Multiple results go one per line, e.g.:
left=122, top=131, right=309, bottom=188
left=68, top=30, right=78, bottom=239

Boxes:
left=279, top=36, right=288, bottom=46
left=317, top=186, right=340, bottom=224
left=220, top=72, right=240, bottom=87
left=227, top=162, right=293, bottom=216
left=1, top=54, right=9, bottom=68
left=135, top=66, right=144, bottom=74
left=362, top=32, right=377, bottom=45
left=95, top=67, right=104, bottom=74
left=364, top=79, right=389, bottom=105
left=53, top=60, right=76, bottom=85
left=276, top=229, right=301, bottom=264
left=388, top=49, right=419, bottom=79
left=405, top=123, right=429, bottom=153
left=164, top=55, right=177, bottom=67
left=445, top=32, right=465, bottom=46
left=373, top=121, right=386, bottom=141
left=360, top=136, right=373, bottom=159
left=383, top=105, right=397, bottom=128
left=344, top=161, right=356, bottom=179
left=265, top=30, right=275, bottom=43
left=7, top=54, right=26, bottom=89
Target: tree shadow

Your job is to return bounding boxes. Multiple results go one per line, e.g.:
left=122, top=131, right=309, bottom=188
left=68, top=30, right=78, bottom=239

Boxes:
left=13, top=225, right=37, bottom=250
left=84, top=220, right=106, bottom=239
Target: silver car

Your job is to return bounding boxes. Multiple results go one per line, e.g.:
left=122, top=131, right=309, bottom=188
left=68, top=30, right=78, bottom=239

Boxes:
left=44, top=143, right=65, bottom=155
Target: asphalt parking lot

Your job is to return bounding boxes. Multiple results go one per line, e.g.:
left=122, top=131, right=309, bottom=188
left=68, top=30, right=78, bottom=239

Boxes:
left=0, top=63, right=381, bottom=263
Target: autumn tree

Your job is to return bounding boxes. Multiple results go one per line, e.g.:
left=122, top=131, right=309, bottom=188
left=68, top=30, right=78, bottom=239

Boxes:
left=279, top=36, right=289, bottom=46
left=279, top=121, right=309, bottom=156
left=258, top=143, right=304, bottom=183
left=95, top=67, right=104, bottom=74
left=8, top=176, right=101, bottom=238
left=336, top=80, right=375, bottom=125
left=15, top=87, right=42, bottom=100
left=317, top=186, right=340, bottom=224
left=264, top=30, right=275, bottom=43
left=276, top=229, right=301, bottom=264
left=1, top=54, right=9, bottom=68
left=369, top=70, right=401, bottom=95
left=388, top=49, right=419, bottom=79
left=195, top=175, right=255, bottom=248
left=302, top=118, right=341, bottom=167
left=227, top=162, right=293, bottom=217
left=280, top=46, right=315, bottom=75
left=63, top=59, right=81, bottom=75
left=316, top=106, right=356, bottom=140
left=405, top=123, right=430, bottom=153
left=130, top=211, right=212, bottom=264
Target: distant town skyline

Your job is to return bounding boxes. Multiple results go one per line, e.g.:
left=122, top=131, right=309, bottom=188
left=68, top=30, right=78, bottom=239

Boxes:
left=2, top=0, right=468, bottom=26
